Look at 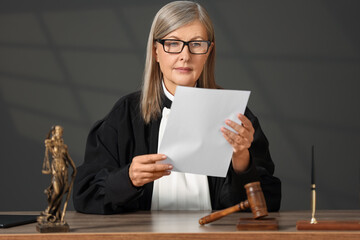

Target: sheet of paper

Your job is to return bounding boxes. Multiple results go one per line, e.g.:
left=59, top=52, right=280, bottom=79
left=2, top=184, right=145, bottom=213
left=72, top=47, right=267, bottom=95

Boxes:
left=158, top=86, right=250, bottom=177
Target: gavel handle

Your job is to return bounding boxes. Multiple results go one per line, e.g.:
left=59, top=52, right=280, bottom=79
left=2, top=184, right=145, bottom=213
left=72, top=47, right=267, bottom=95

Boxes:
left=199, top=200, right=249, bottom=225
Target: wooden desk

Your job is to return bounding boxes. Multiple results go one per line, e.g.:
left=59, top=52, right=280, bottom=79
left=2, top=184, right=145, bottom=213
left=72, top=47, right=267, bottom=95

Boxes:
left=0, top=210, right=359, bottom=240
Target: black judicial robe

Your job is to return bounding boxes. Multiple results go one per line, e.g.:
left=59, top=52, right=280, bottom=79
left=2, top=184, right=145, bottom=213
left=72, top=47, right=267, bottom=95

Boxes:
left=73, top=91, right=281, bottom=214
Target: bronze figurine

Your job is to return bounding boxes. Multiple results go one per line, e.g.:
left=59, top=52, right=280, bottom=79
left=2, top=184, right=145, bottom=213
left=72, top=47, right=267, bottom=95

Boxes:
left=37, top=125, right=77, bottom=233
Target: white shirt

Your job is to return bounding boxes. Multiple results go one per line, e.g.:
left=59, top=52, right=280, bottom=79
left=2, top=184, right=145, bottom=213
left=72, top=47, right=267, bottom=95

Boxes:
left=151, top=82, right=212, bottom=210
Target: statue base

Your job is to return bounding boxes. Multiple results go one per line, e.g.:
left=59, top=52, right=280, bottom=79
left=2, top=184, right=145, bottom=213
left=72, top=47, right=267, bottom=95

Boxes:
left=36, top=222, right=70, bottom=233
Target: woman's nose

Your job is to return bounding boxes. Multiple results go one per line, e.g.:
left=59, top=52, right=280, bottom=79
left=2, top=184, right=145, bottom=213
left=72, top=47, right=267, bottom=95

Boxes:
left=179, top=45, right=191, bottom=61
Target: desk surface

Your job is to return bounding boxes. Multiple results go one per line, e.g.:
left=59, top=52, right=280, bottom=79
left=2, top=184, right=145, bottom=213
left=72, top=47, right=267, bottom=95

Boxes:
left=0, top=210, right=359, bottom=240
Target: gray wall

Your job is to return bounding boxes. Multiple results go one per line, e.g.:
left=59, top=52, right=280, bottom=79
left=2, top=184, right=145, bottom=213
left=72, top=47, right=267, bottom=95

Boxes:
left=0, top=0, right=359, bottom=211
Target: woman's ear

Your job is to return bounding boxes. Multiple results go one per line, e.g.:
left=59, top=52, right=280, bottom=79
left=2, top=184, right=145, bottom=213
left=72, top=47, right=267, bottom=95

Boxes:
left=153, top=44, right=159, bottom=62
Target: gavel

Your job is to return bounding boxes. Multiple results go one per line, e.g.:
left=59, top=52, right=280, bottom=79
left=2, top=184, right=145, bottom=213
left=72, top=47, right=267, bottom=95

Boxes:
left=199, top=181, right=268, bottom=225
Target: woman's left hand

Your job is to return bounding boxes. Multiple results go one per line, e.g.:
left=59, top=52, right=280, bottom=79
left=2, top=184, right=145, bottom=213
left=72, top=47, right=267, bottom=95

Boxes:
left=221, top=113, right=255, bottom=172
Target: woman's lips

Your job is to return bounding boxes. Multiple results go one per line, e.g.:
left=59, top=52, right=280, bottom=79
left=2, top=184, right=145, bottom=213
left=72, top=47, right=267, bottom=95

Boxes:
left=175, top=67, right=192, bottom=73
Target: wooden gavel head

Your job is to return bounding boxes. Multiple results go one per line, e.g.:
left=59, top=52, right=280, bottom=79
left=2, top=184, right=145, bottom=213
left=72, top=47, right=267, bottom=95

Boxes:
left=198, top=181, right=268, bottom=225
left=244, top=181, right=268, bottom=219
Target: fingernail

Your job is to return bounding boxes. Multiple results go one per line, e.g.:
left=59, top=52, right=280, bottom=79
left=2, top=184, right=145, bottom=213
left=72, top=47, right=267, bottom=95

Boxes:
left=225, top=119, right=230, bottom=124
left=162, top=155, right=167, bottom=159
left=168, top=165, right=173, bottom=170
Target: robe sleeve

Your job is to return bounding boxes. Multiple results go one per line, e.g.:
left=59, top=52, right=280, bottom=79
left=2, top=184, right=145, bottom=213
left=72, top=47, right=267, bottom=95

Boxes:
left=208, top=107, right=281, bottom=211
left=73, top=99, right=144, bottom=214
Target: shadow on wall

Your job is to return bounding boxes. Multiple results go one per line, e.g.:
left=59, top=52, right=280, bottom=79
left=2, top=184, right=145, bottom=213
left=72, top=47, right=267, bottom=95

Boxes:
left=0, top=0, right=160, bottom=211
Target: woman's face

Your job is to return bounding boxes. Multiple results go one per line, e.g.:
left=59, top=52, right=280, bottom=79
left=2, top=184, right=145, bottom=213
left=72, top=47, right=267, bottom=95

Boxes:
left=155, top=20, right=212, bottom=95
left=54, top=126, right=63, bottom=139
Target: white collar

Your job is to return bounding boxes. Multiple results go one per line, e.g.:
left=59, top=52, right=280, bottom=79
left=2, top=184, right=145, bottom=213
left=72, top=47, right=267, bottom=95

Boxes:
left=162, top=81, right=174, bottom=101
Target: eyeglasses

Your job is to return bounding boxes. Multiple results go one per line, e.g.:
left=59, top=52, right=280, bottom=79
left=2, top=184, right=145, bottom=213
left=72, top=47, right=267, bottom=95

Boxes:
left=155, top=39, right=211, bottom=54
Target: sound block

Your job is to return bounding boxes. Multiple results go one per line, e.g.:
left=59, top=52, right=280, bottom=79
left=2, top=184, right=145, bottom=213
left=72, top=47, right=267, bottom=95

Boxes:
left=237, top=218, right=278, bottom=231
left=36, top=222, right=70, bottom=233
left=297, top=220, right=360, bottom=230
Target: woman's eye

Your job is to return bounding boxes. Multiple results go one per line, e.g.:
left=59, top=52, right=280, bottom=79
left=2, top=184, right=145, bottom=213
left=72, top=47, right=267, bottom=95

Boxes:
left=191, top=42, right=202, bottom=47
left=166, top=41, right=180, bottom=47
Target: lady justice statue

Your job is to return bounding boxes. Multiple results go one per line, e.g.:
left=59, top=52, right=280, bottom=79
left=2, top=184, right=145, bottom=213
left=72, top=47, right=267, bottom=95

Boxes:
left=37, top=125, right=77, bottom=233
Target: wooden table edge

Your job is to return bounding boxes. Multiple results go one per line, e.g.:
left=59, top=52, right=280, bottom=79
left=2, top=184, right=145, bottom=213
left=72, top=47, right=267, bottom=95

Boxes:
left=1, top=231, right=360, bottom=240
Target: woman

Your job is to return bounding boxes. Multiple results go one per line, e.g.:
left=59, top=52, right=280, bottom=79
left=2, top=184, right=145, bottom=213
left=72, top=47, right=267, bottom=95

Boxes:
left=73, top=1, right=281, bottom=214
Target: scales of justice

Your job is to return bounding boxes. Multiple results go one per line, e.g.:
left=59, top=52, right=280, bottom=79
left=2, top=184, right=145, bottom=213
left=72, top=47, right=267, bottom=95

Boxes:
left=36, top=126, right=77, bottom=233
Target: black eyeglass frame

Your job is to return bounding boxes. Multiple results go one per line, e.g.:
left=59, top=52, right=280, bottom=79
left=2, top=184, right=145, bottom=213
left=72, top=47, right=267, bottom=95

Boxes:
left=155, top=39, right=212, bottom=54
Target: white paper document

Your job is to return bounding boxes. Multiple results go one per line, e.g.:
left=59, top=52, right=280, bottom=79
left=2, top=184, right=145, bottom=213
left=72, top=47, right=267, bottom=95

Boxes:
left=158, top=86, right=250, bottom=177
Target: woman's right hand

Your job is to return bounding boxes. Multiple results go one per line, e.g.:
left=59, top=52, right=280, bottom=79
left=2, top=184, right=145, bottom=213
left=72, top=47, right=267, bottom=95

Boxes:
left=129, top=154, right=173, bottom=187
